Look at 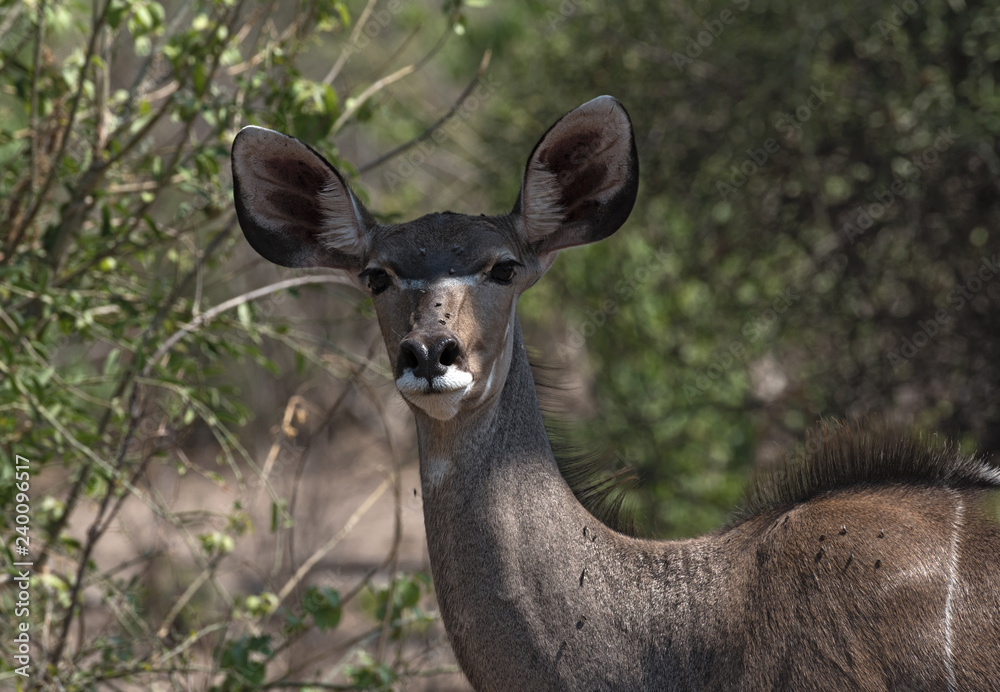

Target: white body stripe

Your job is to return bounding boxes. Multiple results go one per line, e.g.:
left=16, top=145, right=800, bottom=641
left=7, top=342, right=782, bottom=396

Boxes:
left=942, top=491, right=964, bottom=692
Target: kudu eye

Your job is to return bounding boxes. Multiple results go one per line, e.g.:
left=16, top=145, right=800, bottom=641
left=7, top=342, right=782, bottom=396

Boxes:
left=362, top=268, right=392, bottom=295
left=488, top=261, right=519, bottom=284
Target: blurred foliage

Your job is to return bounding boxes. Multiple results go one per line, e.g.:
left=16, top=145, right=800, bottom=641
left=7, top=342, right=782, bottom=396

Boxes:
left=0, top=0, right=461, bottom=689
left=455, top=0, right=1000, bottom=536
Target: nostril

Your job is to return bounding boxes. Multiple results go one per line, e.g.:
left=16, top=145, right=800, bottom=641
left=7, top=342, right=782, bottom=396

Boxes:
left=439, top=339, right=460, bottom=367
left=398, top=339, right=422, bottom=374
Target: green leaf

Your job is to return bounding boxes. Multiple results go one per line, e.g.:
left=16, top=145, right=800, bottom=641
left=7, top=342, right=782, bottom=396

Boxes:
left=102, top=348, right=121, bottom=375
left=198, top=531, right=234, bottom=556
left=219, top=635, right=272, bottom=686
left=106, top=0, right=129, bottom=29
left=269, top=500, right=281, bottom=532
left=345, top=651, right=397, bottom=688
left=35, top=366, right=55, bottom=386
left=191, top=13, right=210, bottom=32
left=302, top=586, right=342, bottom=631
left=335, top=2, right=351, bottom=28
left=193, top=62, right=207, bottom=97
left=237, top=303, right=252, bottom=329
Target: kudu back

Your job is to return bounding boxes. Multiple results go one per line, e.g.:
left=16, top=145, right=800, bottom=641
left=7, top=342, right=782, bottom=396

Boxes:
left=232, top=96, right=1000, bottom=690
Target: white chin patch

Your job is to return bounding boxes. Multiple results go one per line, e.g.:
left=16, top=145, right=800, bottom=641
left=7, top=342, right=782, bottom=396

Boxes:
left=396, top=367, right=474, bottom=421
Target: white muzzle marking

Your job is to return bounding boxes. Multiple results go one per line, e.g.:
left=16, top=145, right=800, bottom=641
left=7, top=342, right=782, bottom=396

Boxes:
left=396, top=366, right=474, bottom=420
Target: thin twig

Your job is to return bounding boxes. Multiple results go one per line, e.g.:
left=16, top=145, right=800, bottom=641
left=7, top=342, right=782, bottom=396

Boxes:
left=366, top=21, right=423, bottom=84
left=148, top=274, right=354, bottom=370
left=362, top=376, right=404, bottom=665
left=331, top=63, right=416, bottom=134
left=105, top=176, right=185, bottom=194
left=153, top=622, right=229, bottom=666
left=27, top=0, right=46, bottom=216
left=275, top=475, right=392, bottom=606
left=322, top=0, right=378, bottom=86
left=283, top=335, right=382, bottom=573
left=255, top=394, right=313, bottom=506
left=358, top=49, right=492, bottom=175
left=156, top=554, right=224, bottom=639
left=0, top=3, right=23, bottom=40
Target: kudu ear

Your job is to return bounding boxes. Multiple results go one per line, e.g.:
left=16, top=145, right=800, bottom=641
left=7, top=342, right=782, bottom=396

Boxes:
left=231, top=126, right=372, bottom=270
left=513, top=96, right=638, bottom=267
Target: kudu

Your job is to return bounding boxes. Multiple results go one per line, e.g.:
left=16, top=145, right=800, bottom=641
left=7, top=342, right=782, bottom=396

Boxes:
left=231, top=96, right=1000, bottom=690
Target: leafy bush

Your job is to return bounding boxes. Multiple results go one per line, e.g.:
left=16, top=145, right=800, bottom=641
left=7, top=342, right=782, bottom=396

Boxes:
left=0, top=0, right=472, bottom=689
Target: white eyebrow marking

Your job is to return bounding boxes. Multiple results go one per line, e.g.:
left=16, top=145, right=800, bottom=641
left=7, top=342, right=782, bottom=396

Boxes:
left=398, top=276, right=481, bottom=290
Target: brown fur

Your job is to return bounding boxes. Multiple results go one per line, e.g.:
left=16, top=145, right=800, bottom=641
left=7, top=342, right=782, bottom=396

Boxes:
left=232, top=97, right=1000, bottom=691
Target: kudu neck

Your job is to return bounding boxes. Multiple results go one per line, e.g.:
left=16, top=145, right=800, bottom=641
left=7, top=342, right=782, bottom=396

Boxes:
left=408, top=315, right=718, bottom=689
left=412, top=316, right=557, bottom=493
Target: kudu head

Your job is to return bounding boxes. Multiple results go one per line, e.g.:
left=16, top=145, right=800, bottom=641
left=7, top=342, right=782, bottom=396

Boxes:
left=232, top=96, right=638, bottom=421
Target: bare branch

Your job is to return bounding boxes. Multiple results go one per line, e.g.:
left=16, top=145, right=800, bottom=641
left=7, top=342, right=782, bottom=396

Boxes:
left=27, top=0, right=45, bottom=214
left=323, top=0, right=379, bottom=86
left=332, top=63, right=416, bottom=134
left=148, top=274, right=355, bottom=372
left=359, top=49, right=492, bottom=174
left=275, top=475, right=393, bottom=606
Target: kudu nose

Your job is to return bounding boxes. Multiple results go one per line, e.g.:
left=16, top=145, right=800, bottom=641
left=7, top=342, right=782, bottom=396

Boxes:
left=397, top=334, right=464, bottom=382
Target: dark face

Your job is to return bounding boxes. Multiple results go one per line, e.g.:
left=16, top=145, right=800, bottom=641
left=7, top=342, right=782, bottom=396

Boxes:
left=360, top=213, right=541, bottom=420
left=231, top=96, right=638, bottom=421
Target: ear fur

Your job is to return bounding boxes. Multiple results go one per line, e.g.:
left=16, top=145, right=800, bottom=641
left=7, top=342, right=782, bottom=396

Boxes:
left=231, top=126, right=373, bottom=270
left=513, top=96, right=639, bottom=259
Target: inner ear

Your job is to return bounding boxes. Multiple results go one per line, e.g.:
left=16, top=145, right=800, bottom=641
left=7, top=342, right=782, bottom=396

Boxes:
left=514, top=96, right=639, bottom=257
left=232, top=126, right=373, bottom=270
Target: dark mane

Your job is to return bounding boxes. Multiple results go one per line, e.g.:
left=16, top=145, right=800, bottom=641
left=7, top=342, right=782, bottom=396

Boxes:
left=530, top=354, right=999, bottom=534
left=739, top=419, right=1000, bottom=520
left=530, top=359, right=639, bottom=536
